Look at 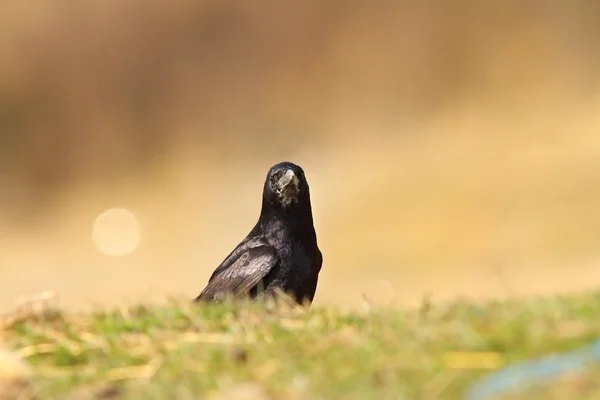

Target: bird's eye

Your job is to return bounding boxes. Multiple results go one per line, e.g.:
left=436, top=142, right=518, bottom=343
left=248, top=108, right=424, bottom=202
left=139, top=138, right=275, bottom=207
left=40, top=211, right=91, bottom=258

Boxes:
left=269, top=173, right=279, bottom=188
left=270, top=170, right=286, bottom=188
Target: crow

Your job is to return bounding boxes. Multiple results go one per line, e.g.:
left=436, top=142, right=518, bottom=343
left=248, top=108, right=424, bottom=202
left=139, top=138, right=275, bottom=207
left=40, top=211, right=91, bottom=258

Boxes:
left=194, top=161, right=323, bottom=305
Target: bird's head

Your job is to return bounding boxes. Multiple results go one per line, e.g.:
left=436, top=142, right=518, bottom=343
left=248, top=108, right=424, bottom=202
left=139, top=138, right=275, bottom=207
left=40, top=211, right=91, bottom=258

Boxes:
left=264, top=162, right=308, bottom=208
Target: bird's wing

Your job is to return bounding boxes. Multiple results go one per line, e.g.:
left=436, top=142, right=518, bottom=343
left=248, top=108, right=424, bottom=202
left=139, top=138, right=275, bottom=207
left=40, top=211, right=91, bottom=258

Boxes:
left=206, top=236, right=269, bottom=281
left=195, top=244, right=278, bottom=301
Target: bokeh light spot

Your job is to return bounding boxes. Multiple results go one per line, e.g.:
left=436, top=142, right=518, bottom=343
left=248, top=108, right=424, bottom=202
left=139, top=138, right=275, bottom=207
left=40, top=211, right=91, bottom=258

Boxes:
left=92, top=208, right=141, bottom=257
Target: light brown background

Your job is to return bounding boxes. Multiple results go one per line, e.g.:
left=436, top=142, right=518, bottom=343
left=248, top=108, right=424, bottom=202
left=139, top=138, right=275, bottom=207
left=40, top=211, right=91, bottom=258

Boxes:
left=2, top=2, right=600, bottom=311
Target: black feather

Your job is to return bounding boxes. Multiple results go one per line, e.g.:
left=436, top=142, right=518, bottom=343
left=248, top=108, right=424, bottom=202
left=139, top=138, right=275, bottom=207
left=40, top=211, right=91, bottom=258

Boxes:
left=194, top=161, right=322, bottom=305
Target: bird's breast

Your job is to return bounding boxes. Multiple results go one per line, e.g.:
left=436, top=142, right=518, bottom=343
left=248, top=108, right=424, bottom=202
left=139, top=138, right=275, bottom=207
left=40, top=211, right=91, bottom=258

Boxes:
left=262, top=219, right=320, bottom=272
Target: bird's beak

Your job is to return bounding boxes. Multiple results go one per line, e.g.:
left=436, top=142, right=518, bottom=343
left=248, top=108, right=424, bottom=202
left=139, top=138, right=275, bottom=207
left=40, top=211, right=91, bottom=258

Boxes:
left=278, top=169, right=297, bottom=188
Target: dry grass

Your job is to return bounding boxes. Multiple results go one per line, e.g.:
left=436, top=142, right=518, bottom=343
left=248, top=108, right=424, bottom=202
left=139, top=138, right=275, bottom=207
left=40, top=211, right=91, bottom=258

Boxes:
left=2, top=292, right=600, bottom=399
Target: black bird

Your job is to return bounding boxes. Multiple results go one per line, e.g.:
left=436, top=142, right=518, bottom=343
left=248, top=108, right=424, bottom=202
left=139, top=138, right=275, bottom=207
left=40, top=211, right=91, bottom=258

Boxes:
left=194, top=161, right=323, bottom=305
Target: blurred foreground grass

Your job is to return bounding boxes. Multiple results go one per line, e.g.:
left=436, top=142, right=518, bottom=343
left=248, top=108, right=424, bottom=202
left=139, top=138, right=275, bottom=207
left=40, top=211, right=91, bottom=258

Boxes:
left=2, top=292, right=600, bottom=399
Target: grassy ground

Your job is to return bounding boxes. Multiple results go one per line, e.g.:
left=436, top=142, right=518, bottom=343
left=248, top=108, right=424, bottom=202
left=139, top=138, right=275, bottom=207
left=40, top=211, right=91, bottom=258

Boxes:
left=2, top=292, right=600, bottom=400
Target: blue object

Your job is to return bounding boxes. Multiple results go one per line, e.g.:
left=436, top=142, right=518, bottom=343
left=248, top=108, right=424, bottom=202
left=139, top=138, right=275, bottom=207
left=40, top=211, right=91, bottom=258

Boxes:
left=465, top=339, right=600, bottom=400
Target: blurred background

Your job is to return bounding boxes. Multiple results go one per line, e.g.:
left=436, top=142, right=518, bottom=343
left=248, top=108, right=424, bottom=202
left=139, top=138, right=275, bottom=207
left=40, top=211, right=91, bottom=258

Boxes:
left=2, top=1, right=600, bottom=312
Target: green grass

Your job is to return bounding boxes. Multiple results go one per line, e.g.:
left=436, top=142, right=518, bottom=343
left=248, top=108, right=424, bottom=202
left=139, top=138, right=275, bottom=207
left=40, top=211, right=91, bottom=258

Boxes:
left=3, top=292, right=600, bottom=399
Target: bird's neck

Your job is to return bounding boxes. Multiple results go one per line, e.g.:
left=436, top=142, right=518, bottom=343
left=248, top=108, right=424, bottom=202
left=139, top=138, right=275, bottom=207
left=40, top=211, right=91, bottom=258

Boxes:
left=258, top=202, right=318, bottom=245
